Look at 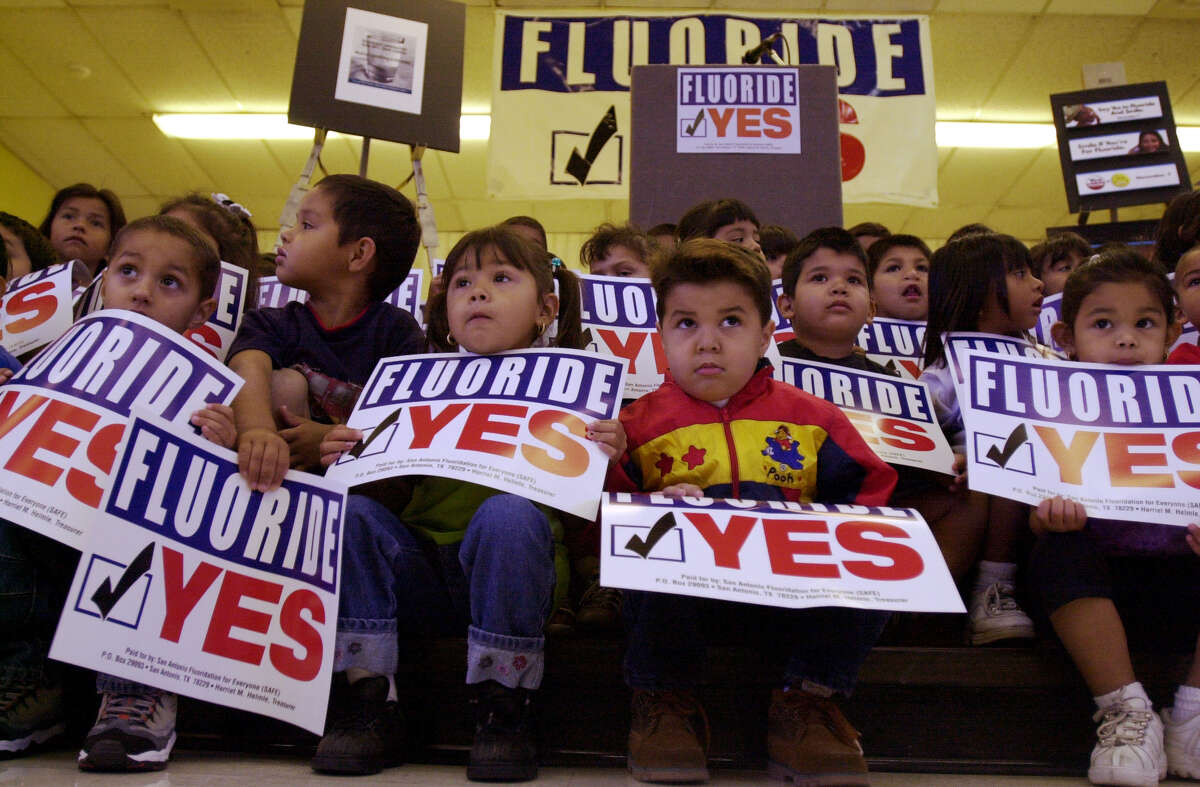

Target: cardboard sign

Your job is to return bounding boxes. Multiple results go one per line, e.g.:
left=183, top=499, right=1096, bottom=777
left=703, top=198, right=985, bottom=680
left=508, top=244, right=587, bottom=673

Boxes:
left=256, top=276, right=309, bottom=309
left=943, top=331, right=1053, bottom=384
left=257, top=270, right=424, bottom=322
left=600, top=493, right=962, bottom=612
left=0, top=263, right=76, bottom=356
left=955, top=350, right=1200, bottom=525
left=328, top=349, right=627, bottom=519
left=858, top=318, right=926, bottom=379
left=1068, top=128, right=1171, bottom=161
left=1062, top=95, right=1162, bottom=127
left=73, top=271, right=105, bottom=320
left=0, top=311, right=243, bottom=548
left=50, top=414, right=344, bottom=735
left=579, top=274, right=664, bottom=398
left=676, top=67, right=801, bottom=154
left=1075, top=163, right=1181, bottom=196
left=775, top=357, right=954, bottom=474
left=184, top=262, right=250, bottom=361
left=771, top=279, right=794, bottom=343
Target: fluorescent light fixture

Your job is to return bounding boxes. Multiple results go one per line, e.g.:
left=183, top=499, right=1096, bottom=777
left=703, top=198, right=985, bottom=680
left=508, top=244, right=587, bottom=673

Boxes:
left=460, top=114, right=491, bottom=140
left=935, top=121, right=1057, bottom=149
left=154, top=113, right=491, bottom=142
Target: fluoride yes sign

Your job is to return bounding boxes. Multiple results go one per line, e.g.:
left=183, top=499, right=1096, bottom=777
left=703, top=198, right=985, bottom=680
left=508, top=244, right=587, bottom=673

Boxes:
left=184, top=262, right=250, bottom=362
left=0, top=263, right=77, bottom=357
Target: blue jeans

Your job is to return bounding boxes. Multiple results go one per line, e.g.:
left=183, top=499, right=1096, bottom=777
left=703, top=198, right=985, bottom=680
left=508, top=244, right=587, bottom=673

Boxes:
left=336, top=493, right=556, bottom=690
left=622, top=591, right=889, bottom=696
left=0, top=520, right=77, bottom=684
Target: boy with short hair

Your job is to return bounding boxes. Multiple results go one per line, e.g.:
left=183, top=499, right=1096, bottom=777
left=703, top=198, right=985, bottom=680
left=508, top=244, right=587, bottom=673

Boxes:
left=867, top=233, right=931, bottom=323
left=759, top=224, right=798, bottom=281
left=1030, top=231, right=1092, bottom=296
left=676, top=198, right=764, bottom=260
left=608, top=239, right=896, bottom=785
left=229, top=174, right=423, bottom=490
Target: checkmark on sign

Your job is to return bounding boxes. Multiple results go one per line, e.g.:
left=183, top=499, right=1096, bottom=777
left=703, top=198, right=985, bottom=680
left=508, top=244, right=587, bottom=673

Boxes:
left=624, top=512, right=678, bottom=558
left=91, top=542, right=154, bottom=620
left=566, top=106, right=618, bottom=186
left=684, top=109, right=705, bottom=136
left=986, top=424, right=1028, bottom=469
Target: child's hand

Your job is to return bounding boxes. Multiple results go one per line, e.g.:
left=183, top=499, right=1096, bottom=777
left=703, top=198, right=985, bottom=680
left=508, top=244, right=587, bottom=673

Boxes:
left=0, top=368, right=13, bottom=385
left=321, top=425, right=364, bottom=467
left=946, top=453, right=968, bottom=492
left=237, top=427, right=289, bottom=492
left=191, top=403, right=236, bottom=449
left=660, top=483, right=704, bottom=498
left=1031, top=496, right=1087, bottom=535
left=277, top=405, right=334, bottom=472
left=587, top=419, right=626, bottom=462
left=1187, top=524, right=1200, bottom=557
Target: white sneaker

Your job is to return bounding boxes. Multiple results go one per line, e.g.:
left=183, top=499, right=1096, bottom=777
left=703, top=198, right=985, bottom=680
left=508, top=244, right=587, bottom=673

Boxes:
left=967, top=582, right=1035, bottom=645
left=78, top=691, right=177, bottom=772
left=1089, top=693, right=1165, bottom=787
left=1162, top=706, right=1200, bottom=779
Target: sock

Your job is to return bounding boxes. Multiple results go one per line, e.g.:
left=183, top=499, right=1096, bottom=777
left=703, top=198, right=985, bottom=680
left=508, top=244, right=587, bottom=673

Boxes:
left=345, top=668, right=398, bottom=702
left=973, top=560, right=1017, bottom=595
left=1173, top=685, right=1200, bottom=722
left=1095, top=681, right=1150, bottom=711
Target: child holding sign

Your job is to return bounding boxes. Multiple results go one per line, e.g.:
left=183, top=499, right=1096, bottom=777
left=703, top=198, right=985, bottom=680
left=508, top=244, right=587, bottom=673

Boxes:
left=919, top=232, right=1049, bottom=645
left=1032, top=250, right=1200, bottom=787
left=317, top=226, right=619, bottom=780
left=608, top=239, right=896, bottom=785
left=1168, top=245, right=1200, bottom=364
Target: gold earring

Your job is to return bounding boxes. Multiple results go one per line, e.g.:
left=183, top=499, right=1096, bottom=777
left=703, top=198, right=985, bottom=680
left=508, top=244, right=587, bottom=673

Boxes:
left=536, top=320, right=547, bottom=337
left=446, top=332, right=457, bottom=347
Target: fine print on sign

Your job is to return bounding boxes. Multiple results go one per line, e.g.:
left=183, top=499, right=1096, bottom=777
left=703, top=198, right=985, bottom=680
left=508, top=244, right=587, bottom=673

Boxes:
left=601, top=493, right=963, bottom=613
left=676, top=67, right=801, bottom=154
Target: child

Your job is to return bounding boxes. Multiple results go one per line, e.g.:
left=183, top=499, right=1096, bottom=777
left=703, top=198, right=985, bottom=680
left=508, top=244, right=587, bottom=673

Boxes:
left=38, top=183, right=127, bottom=279
left=647, top=222, right=677, bottom=253
left=677, top=198, right=764, bottom=259
left=1030, top=231, right=1091, bottom=297
left=581, top=222, right=653, bottom=278
left=759, top=223, right=798, bottom=281
left=867, top=233, right=931, bottom=322
left=316, top=226, right=620, bottom=780
left=502, top=215, right=548, bottom=251
left=228, top=174, right=424, bottom=487
left=776, top=227, right=884, bottom=371
left=1152, top=190, right=1200, bottom=271
left=609, top=239, right=896, bottom=785
left=1031, top=250, right=1200, bottom=786
left=1, top=212, right=58, bottom=280
left=160, top=193, right=261, bottom=310
left=847, top=221, right=889, bottom=254
left=1168, top=244, right=1200, bottom=364
left=916, top=232, right=1048, bottom=645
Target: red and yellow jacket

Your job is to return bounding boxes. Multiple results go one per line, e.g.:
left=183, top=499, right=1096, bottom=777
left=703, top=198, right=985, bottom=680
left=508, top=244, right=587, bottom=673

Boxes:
left=607, top=364, right=896, bottom=506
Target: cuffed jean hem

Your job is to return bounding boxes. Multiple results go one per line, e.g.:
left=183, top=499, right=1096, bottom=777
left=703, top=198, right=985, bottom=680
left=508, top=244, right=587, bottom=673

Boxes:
left=334, top=619, right=399, bottom=675
left=466, top=625, right=544, bottom=689
left=96, top=673, right=164, bottom=696
left=782, top=668, right=856, bottom=697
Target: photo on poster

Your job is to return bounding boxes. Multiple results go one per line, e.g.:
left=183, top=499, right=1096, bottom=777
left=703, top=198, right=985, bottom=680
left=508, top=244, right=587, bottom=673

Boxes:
left=334, top=7, right=428, bottom=115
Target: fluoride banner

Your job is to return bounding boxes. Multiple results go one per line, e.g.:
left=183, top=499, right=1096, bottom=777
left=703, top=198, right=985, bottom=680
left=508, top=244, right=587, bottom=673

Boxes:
left=954, top=349, right=1200, bottom=525
left=0, top=311, right=243, bottom=549
left=491, top=12, right=936, bottom=206
left=775, top=356, right=954, bottom=474
left=258, top=270, right=425, bottom=324
left=600, top=493, right=962, bottom=612
left=857, top=318, right=925, bottom=379
left=0, top=263, right=76, bottom=357
left=184, top=262, right=250, bottom=362
left=50, top=413, right=345, bottom=735
left=327, top=349, right=627, bottom=519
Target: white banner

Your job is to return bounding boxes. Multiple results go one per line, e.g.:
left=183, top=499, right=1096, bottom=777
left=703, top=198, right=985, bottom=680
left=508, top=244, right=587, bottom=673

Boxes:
left=491, top=12, right=936, bottom=206
left=327, top=349, right=627, bottom=519
left=1, top=263, right=76, bottom=356
left=50, top=413, right=345, bottom=735
left=600, top=493, right=962, bottom=612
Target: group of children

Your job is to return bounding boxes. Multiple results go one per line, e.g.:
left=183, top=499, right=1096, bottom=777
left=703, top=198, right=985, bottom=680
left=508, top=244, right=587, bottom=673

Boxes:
left=1, top=178, right=1199, bottom=787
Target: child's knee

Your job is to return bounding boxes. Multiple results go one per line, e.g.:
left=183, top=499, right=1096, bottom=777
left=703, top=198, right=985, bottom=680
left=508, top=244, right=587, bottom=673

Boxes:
left=270, top=367, right=310, bottom=422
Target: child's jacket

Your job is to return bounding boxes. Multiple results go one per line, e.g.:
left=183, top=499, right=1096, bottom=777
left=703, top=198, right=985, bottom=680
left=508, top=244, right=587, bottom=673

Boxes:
left=608, top=363, right=896, bottom=505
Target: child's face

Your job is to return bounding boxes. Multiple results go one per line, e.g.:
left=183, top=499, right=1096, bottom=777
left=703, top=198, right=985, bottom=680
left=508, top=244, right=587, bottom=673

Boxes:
left=1175, top=249, right=1200, bottom=328
left=713, top=220, right=763, bottom=259
left=101, top=229, right=215, bottom=334
left=590, top=244, right=649, bottom=278
left=1052, top=281, right=1177, bottom=365
left=659, top=280, right=773, bottom=405
left=49, top=196, right=112, bottom=271
left=978, top=265, right=1044, bottom=335
left=446, top=246, right=557, bottom=354
left=871, top=245, right=928, bottom=321
left=778, top=249, right=872, bottom=345
left=1040, top=251, right=1086, bottom=297
left=766, top=253, right=785, bottom=281
left=276, top=188, right=351, bottom=290
left=0, top=225, right=32, bottom=280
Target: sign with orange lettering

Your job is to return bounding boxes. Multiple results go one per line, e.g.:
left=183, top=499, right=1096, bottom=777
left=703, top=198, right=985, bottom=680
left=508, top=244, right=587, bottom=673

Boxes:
left=956, top=350, right=1200, bottom=525
left=677, top=67, right=800, bottom=154
left=600, top=493, right=961, bottom=611
left=327, top=349, right=627, bottom=518
left=0, top=263, right=76, bottom=356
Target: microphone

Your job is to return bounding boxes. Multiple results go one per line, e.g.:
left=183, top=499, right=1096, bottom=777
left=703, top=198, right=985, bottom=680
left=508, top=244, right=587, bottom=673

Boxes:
left=741, top=32, right=782, bottom=64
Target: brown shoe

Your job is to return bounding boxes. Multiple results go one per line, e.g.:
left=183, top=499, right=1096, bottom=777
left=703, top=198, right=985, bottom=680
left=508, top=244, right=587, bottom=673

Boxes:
left=766, top=688, right=869, bottom=786
left=628, top=689, right=710, bottom=783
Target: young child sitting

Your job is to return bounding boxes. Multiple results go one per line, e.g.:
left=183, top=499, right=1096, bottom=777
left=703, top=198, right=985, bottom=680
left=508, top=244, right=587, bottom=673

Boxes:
left=1030, top=231, right=1092, bottom=297
left=608, top=239, right=896, bottom=785
left=581, top=222, right=653, bottom=278
left=1, top=212, right=58, bottom=281
left=38, top=183, right=127, bottom=280
left=316, top=226, right=620, bottom=780
left=228, top=174, right=425, bottom=488
left=677, top=198, right=765, bottom=260
left=759, top=224, right=798, bottom=281
left=1031, top=249, right=1200, bottom=787
left=867, top=234, right=931, bottom=322
left=1168, top=244, right=1200, bottom=364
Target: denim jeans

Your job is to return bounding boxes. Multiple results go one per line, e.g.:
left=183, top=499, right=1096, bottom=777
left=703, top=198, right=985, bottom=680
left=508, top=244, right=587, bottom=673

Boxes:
left=335, top=493, right=556, bottom=690
left=0, top=519, right=78, bottom=685
left=622, top=590, right=889, bottom=696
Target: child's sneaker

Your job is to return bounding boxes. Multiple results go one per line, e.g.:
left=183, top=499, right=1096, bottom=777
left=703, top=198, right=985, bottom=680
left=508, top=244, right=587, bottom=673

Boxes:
left=78, top=690, right=177, bottom=771
left=1089, top=693, right=1165, bottom=787
left=468, top=680, right=537, bottom=782
left=576, top=579, right=622, bottom=633
left=0, top=673, right=66, bottom=757
left=968, top=582, right=1035, bottom=645
left=766, top=688, right=869, bottom=786
left=627, top=688, right=709, bottom=783
left=1162, top=706, right=1200, bottom=779
left=312, top=673, right=404, bottom=775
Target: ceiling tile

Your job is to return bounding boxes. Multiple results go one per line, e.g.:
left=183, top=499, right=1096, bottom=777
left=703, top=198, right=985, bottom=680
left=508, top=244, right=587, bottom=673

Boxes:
left=1046, top=0, right=1154, bottom=13
left=824, top=0, right=935, bottom=10
left=183, top=7, right=297, bottom=111
left=935, top=0, right=1045, bottom=10
left=0, top=42, right=69, bottom=117
left=1149, top=0, right=1200, bottom=17
left=983, top=206, right=1062, bottom=241
left=842, top=203, right=916, bottom=234
left=937, top=148, right=1041, bottom=205
left=929, top=14, right=1036, bottom=121
left=902, top=204, right=995, bottom=242
left=83, top=117, right=213, bottom=196
left=178, top=139, right=292, bottom=202
left=437, top=140, right=490, bottom=199
left=456, top=198, right=536, bottom=228
left=0, top=116, right=145, bottom=194
left=463, top=8, right=494, bottom=113
left=998, top=148, right=1069, bottom=212
left=1115, top=19, right=1200, bottom=121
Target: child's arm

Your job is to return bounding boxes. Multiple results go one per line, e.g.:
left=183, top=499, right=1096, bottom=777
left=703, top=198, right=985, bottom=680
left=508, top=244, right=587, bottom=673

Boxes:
left=277, top=405, right=335, bottom=472
left=320, top=424, right=362, bottom=467
left=0, top=368, right=12, bottom=384
left=1187, top=523, right=1200, bottom=556
left=229, top=349, right=290, bottom=492
left=1029, top=495, right=1087, bottom=535
left=191, top=403, right=236, bottom=449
